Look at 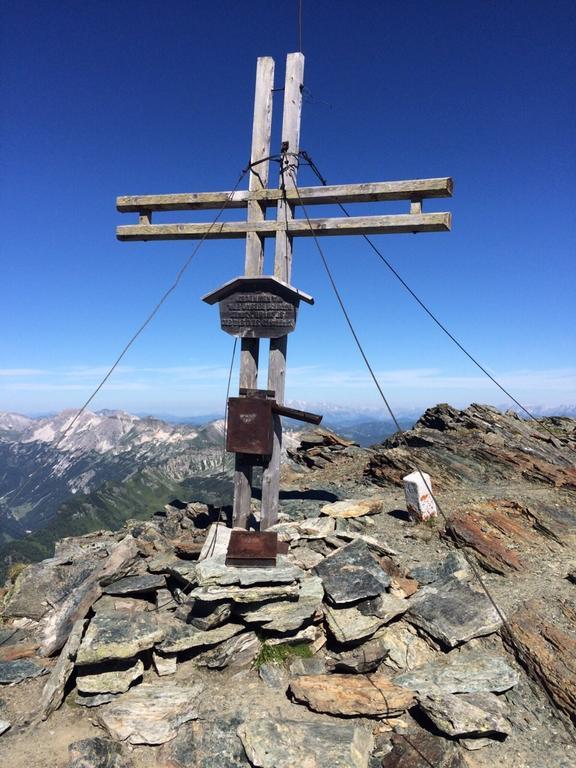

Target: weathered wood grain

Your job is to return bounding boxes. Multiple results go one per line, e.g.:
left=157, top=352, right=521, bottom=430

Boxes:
left=116, top=177, right=453, bottom=212
left=117, top=212, right=451, bottom=241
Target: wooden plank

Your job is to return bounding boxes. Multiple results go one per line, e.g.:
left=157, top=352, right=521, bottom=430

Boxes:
left=116, top=178, right=453, bottom=212
left=261, top=53, right=305, bottom=531
left=233, top=57, right=275, bottom=528
left=116, top=212, right=451, bottom=241
left=245, top=55, right=274, bottom=277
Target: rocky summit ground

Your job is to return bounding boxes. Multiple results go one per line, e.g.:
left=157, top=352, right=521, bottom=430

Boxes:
left=0, top=403, right=575, bottom=768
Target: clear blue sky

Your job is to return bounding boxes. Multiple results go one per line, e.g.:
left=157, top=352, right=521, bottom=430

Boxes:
left=1, top=1, right=574, bottom=416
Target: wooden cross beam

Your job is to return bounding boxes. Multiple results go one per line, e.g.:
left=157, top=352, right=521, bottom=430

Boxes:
left=115, top=53, right=453, bottom=531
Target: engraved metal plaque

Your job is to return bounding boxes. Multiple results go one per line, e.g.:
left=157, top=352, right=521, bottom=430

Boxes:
left=219, top=291, right=297, bottom=338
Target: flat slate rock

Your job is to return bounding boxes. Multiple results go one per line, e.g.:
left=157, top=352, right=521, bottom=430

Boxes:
left=162, top=716, right=250, bottom=768
left=194, top=631, right=260, bottom=670
left=93, top=596, right=151, bottom=614
left=0, top=659, right=48, bottom=684
left=320, top=498, right=383, bottom=518
left=378, top=623, right=436, bottom=672
left=382, top=731, right=469, bottom=768
left=238, top=717, right=374, bottom=768
left=418, top=691, right=511, bottom=737
left=289, top=673, right=415, bottom=717
left=76, top=611, right=164, bottom=665
left=190, top=583, right=299, bottom=604
left=195, top=555, right=303, bottom=587
left=66, top=737, right=133, bottom=768
left=76, top=659, right=144, bottom=694
left=405, top=575, right=501, bottom=648
left=2, top=557, right=96, bottom=621
left=157, top=621, right=243, bottom=653
left=153, top=651, right=177, bottom=676
left=102, top=574, right=166, bottom=595
left=314, top=539, right=391, bottom=605
left=96, top=683, right=204, bottom=745
left=327, top=632, right=391, bottom=673
left=393, top=651, right=519, bottom=695
left=74, top=692, right=120, bottom=708
left=408, top=552, right=469, bottom=585
left=324, top=601, right=386, bottom=644
left=238, top=575, right=324, bottom=632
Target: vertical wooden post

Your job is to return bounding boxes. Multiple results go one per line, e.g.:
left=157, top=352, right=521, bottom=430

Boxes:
left=261, top=52, right=305, bottom=530
left=233, top=56, right=275, bottom=528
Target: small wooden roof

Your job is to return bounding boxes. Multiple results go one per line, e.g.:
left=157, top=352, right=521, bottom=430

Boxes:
left=202, top=275, right=314, bottom=306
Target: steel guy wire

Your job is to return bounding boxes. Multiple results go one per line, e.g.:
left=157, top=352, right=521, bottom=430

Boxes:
left=7, top=165, right=253, bottom=510
left=289, top=168, right=576, bottom=742
left=298, top=150, right=572, bottom=448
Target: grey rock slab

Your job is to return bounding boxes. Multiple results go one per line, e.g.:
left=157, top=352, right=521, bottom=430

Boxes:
left=287, top=546, right=325, bottom=570
left=190, top=583, right=299, bottom=604
left=66, top=737, right=133, bottom=768
left=2, top=557, right=98, bottom=621
left=288, top=656, right=328, bottom=676
left=187, top=600, right=232, bottom=630
left=359, top=593, right=408, bottom=623
left=157, top=620, right=243, bottom=653
left=162, top=716, right=251, bottom=768
left=93, top=596, right=151, bottom=613
left=258, top=662, right=290, bottom=690
left=95, top=682, right=204, bottom=745
left=194, top=631, right=260, bottom=670
left=102, top=574, right=166, bottom=595
left=74, top=692, right=120, bottom=708
left=76, top=611, right=164, bottom=665
left=0, top=719, right=10, bottom=736
left=393, top=651, right=519, bottom=694
left=314, top=539, right=390, bottom=605
left=382, top=731, right=469, bottom=768
left=238, top=575, right=324, bottom=632
left=409, top=552, right=469, bottom=585
left=377, top=622, right=436, bottom=672
left=238, top=717, right=374, bottom=768
left=406, top=576, right=502, bottom=648
left=153, top=651, right=177, bottom=676
left=195, top=554, right=303, bottom=587
left=332, top=531, right=398, bottom=556
left=324, top=601, right=386, bottom=644
left=76, top=659, right=144, bottom=694
left=0, top=659, right=48, bottom=684
left=418, top=692, right=511, bottom=737
left=327, top=633, right=390, bottom=673
left=321, top=498, right=384, bottom=518
left=39, top=618, right=86, bottom=719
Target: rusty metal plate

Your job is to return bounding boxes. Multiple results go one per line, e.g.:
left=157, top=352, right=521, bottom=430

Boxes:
left=226, top=397, right=274, bottom=455
left=225, top=530, right=278, bottom=567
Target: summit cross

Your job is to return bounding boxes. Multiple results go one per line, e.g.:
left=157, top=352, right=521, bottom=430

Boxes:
left=116, top=52, right=452, bottom=530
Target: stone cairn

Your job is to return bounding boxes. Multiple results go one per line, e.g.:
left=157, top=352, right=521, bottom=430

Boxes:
left=0, top=495, right=522, bottom=768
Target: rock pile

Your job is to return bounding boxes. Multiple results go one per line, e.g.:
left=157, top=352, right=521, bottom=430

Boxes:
left=287, top=427, right=360, bottom=469
left=0, top=494, right=537, bottom=768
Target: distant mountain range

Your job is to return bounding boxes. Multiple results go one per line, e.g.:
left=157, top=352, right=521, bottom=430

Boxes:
left=0, top=410, right=235, bottom=576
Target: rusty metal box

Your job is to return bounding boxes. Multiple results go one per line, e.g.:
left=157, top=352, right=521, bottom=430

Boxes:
left=225, top=530, right=278, bottom=567
left=226, top=397, right=274, bottom=455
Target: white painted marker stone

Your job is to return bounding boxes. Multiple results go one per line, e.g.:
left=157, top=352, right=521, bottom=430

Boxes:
left=403, top=471, right=437, bottom=521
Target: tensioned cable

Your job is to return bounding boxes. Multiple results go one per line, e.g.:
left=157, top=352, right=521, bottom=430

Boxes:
left=288, top=166, right=576, bottom=742
left=221, top=337, right=238, bottom=468
left=298, top=150, right=571, bottom=446
left=7, top=165, right=254, bottom=509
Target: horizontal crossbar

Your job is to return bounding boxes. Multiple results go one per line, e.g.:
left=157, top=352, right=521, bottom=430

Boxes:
left=117, top=213, right=451, bottom=241
left=116, top=178, right=453, bottom=213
